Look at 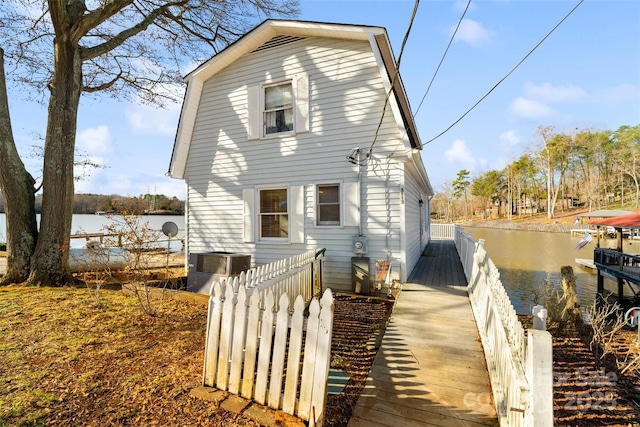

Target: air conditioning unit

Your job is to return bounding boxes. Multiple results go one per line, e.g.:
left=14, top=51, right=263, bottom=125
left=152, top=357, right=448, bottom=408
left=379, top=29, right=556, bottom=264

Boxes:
left=187, top=252, right=251, bottom=294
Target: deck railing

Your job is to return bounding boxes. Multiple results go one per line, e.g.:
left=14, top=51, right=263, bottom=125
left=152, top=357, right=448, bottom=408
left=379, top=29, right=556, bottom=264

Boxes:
left=201, top=249, right=331, bottom=426
left=594, top=247, right=640, bottom=283
left=432, top=224, right=553, bottom=427
left=430, top=222, right=456, bottom=240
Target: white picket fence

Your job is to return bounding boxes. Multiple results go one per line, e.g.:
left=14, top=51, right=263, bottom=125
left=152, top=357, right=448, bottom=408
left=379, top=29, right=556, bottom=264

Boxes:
left=244, top=248, right=324, bottom=310
left=450, top=225, right=553, bottom=427
left=202, top=249, right=333, bottom=426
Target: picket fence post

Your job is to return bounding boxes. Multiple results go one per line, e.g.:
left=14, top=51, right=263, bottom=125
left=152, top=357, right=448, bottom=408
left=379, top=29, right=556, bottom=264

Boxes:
left=203, top=281, right=223, bottom=387
left=282, top=295, right=305, bottom=413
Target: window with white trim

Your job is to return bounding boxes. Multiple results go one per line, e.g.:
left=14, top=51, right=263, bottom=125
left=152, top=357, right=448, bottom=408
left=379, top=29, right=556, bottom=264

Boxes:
left=316, top=184, right=340, bottom=226
left=264, top=83, right=293, bottom=135
left=259, top=188, right=288, bottom=239
left=243, top=186, right=304, bottom=244
left=246, top=74, right=309, bottom=140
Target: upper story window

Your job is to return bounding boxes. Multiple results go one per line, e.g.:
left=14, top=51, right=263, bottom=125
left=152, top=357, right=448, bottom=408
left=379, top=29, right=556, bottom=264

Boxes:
left=317, top=184, right=340, bottom=226
left=264, top=83, right=293, bottom=135
left=247, top=74, right=309, bottom=141
left=259, top=188, right=289, bottom=239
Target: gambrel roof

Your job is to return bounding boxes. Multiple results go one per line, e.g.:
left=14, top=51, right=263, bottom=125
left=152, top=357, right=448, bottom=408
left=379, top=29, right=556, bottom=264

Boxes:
left=168, top=19, right=428, bottom=191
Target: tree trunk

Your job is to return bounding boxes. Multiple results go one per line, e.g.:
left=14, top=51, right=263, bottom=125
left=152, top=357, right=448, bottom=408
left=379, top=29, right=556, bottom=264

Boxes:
left=0, top=49, right=38, bottom=285
left=561, top=265, right=582, bottom=322
left=27, top=36, right=82, bottom=286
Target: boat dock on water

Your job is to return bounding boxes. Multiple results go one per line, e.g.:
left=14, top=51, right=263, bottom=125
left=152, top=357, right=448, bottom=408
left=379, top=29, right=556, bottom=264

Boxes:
left=575, top=257, right=595, bottom=269
left=584, top=211, right=640, bottom=303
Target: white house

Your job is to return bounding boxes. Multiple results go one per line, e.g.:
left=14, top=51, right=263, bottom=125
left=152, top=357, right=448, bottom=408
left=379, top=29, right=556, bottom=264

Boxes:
left=168, top=20, right=434, bottom=293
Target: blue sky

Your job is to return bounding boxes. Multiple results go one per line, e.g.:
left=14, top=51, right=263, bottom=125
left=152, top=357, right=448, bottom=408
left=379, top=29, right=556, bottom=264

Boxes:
left=6, top=0, right=640, bottom=198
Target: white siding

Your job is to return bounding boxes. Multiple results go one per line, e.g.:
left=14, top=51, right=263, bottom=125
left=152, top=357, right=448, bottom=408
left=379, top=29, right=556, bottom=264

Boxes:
left=403, top=162, right=429, bottom=280
left=184, top=36, right=414, bottom=291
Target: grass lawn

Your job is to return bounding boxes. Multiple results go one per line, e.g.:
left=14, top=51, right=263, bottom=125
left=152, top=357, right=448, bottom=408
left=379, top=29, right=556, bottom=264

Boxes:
left=0, top=286, right=262, bottom=426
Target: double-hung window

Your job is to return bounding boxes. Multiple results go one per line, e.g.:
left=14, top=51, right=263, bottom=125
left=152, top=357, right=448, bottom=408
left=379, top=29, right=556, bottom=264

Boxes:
left=316, top=184, right=340, bottom=226
left=259, top=188, right=289, bottom=239
left=264, top=83, right=293, bottom=135
left=246, top=74, right=309, bottom=140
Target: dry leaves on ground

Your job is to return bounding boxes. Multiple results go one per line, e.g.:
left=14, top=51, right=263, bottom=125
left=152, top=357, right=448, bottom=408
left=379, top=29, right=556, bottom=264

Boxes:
left=0, top=286, right=392, bottom=427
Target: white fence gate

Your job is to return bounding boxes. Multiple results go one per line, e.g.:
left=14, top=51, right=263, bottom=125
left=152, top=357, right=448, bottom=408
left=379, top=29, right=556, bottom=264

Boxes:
left=202, top=250, right=333, bottom=426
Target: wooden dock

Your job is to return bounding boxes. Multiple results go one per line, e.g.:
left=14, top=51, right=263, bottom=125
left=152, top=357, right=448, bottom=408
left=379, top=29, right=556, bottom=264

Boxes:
left=348, top=240, right=497, bottom=427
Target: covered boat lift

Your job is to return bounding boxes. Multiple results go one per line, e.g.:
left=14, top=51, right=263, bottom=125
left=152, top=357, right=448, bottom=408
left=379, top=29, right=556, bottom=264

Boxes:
left=588, top=212, right=640, bottom=303
left=572, top=209, right=634, bottom=237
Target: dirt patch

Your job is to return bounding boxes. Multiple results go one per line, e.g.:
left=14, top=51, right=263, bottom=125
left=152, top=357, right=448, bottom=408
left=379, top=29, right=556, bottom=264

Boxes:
left=0, top=286, right=392, bottom=426
left=521, top=316, right=640, bottom=426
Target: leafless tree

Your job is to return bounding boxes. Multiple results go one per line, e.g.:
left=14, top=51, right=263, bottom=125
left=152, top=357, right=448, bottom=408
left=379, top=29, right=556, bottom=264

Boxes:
left=0, top=0, right=298, bottom=286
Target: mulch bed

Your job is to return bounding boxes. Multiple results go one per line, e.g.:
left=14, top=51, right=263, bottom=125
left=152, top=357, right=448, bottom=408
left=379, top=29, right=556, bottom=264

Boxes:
left=522, top=316, right=640, bottom=426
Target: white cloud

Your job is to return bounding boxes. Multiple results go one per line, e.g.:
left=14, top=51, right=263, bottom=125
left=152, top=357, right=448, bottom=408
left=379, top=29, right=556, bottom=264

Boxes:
left=454, top=19, right=492, bottom=47
left=77, top=125, right=113, bottom=155
left=499, top=129, right=520, bottom=145
left=445, top=139, right=476, bottom=167
left=74, top=156, right=107, bottom=194
left=596, top=83, right=640, bottom=105
left=523, top=82, right=587, bottom=104
left=126, top=102, right=181, bottom=137
left=509, top=97, right=554, bottom=120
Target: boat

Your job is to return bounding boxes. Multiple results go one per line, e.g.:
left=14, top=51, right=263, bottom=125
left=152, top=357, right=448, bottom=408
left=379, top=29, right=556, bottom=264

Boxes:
left=69, top=244, right=130, bottom=272
left=575, top=258, right=595, bottom=269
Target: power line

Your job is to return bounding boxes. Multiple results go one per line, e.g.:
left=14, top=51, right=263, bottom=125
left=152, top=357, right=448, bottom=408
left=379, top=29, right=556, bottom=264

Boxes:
left=366, top=0, right=420, bottom=158
left=418, top=0, right=585, bottom=148
left=413, top=0, right=471, bottom=117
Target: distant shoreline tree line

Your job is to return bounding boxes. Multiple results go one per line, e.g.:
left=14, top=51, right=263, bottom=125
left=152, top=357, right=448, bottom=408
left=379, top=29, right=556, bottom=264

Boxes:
left=433, top=124, right=640, bottom=222
left=0, top=193, right=184, bottom=215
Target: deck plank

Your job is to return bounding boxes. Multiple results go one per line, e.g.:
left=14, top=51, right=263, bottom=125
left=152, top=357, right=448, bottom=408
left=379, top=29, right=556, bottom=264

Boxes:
left=348, top=240, right=498, bottom=427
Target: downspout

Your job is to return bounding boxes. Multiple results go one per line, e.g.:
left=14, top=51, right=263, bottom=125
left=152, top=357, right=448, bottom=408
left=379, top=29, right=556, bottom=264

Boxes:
left=358, top=152, right=363, bottom=236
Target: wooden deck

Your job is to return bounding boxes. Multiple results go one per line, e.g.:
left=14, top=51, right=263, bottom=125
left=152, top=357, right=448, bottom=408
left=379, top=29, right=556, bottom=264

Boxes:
left=348, top=240, right=498, bottom=427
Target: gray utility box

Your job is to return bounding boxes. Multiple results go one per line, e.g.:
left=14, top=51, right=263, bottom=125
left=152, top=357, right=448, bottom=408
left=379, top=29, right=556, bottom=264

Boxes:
left=187, top=252, right=251, bottom=294
left=352, top=256, right=370, bottom=295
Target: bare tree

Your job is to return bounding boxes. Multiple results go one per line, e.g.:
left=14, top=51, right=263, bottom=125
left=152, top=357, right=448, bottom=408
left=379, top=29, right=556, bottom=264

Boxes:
left=536, top=125, right=574, bottom=219
left=0, top=0, right=298, bottom=286
left=612, top=125, right=640, bottom=208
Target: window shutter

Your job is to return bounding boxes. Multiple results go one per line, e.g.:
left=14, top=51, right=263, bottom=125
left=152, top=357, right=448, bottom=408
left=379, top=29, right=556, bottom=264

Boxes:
left=343, top=181, right=359, bottom=227
left=310, top=184, right=317, bottom=224
left=243, top=188, right=255, bottom=242
left=247, top=85, right=260, bottom=140
left=290, top=185, right=305, bottom=243
left=294, top=74, right=309, bottom=133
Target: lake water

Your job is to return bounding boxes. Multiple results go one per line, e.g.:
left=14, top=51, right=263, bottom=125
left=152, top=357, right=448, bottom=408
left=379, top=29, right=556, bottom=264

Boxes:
left=465, top=226, right=640, bottom=314
left=1, top=214, right=636, bottom=313
left=0, top=213, right=185, bottom=251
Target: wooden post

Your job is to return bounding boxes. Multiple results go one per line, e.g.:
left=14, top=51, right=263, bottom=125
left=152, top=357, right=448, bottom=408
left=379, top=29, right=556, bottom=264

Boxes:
left=618, top=277, right=624, bottom=305
left=597, top=270, right=604, bottom=293
left=616, top=228, right=623, bottom=252
left=561, top=266, right=582, bottom=322
left=618, top=252, right=625, bottom=304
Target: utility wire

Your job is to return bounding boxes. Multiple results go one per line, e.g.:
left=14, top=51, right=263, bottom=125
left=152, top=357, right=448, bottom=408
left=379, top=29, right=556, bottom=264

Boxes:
left=414, top=0, right=471, bottom=117
left=366, top=0, right=420, bottom=158
left=418, top=0, right=584, bottom=148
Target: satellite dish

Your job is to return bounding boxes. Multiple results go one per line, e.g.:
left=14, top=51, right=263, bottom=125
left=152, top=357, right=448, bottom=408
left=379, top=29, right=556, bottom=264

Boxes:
left=162, top=221, right=179, bottom=238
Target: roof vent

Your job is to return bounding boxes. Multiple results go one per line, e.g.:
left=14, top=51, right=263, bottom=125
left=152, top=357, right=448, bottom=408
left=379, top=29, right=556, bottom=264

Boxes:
left=251, top=35, right=305, bottom=53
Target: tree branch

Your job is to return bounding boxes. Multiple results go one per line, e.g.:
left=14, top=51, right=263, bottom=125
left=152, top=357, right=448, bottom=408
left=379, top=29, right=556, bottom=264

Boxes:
left=80, top=1, right=189, bottom=61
